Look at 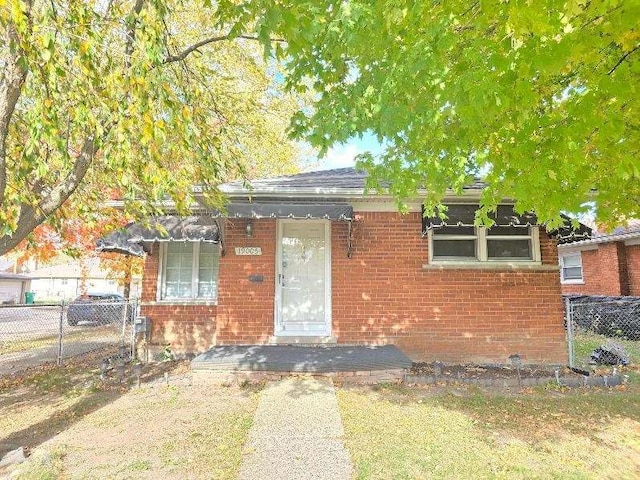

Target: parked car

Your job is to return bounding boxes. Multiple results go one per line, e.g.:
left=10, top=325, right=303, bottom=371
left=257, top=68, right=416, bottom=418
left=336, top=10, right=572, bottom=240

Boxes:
left=67, top=293, right=132, bottom=326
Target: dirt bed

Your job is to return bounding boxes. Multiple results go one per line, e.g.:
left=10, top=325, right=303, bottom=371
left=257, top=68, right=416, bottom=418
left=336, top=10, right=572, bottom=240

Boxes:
left=410, top=363, right=588, bottom=379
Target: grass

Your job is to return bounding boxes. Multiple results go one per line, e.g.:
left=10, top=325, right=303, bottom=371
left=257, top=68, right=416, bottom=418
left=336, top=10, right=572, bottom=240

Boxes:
left=9, top=449, right=66, bottom=480
left=337, top=384, right=640, bottom=479
left=573, top=330, right=640, bottom=368
left=1, top=357, right=259, bottom=480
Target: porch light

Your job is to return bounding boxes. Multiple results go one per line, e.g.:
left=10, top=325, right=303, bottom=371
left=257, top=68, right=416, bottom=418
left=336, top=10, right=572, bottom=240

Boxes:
left=246, top=221, right=253, bottom=237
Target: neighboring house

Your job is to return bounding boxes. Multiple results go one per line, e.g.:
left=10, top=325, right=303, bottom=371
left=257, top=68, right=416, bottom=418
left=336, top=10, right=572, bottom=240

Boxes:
left=0, top=273, right=31, bottom=304
left=559, top=221, right=640, bottom=297
left=27, top=258, right=141, bottom=301
left=102, top=168, right=584, bottom=364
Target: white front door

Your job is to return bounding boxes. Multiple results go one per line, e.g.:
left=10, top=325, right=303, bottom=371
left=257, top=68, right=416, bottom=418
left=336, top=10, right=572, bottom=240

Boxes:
left=276, top=220, right=331, bottom=336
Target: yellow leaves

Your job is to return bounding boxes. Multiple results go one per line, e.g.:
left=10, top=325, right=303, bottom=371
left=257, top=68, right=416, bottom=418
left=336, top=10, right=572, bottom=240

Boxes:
left=141, top=112, right=155, bottom=144
left=618, top=30, right=640, bottom=51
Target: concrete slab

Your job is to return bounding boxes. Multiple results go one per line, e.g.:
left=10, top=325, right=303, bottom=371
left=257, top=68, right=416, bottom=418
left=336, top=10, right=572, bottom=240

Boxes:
left=191, top=344, right=412, bottom=373
left=239, top=377, right=352, bottom=480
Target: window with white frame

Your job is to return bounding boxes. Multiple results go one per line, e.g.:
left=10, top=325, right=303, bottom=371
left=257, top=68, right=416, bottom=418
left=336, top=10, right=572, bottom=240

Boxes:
left=560, top=253, right=583, bottom=282
left=430, top=226, right=539, bottom=262
left=161, top=242, right=220, bottom=300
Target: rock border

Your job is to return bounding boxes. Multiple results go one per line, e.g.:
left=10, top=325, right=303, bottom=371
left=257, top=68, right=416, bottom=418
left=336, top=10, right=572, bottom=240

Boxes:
left=404, top=373, right=624, bottom=388
left=191, top=368, right=626, bottom=388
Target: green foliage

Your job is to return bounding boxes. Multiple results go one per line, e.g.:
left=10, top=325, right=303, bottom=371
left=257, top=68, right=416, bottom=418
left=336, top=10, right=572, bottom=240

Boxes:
left=217, top=0, right=639, bottom=226
left=0, top=0, right=307, bottom=254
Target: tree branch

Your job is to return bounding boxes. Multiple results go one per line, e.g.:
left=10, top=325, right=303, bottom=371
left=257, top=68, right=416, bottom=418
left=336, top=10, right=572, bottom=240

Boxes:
left=163, top=34, right=286, bottom=64
left=0, top=132, right=105, bottom=255
left=608, top=44, right=639, bottom=75
left=124, top=0, right=145, bottom=68
left=0, top=3, right=32, bottom=207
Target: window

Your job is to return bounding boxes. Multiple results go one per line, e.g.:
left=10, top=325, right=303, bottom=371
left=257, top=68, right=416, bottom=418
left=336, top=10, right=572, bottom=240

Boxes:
left=431, top=226, right=478, bottom=260
left=161, top=242, right=220, bottom=300
left=560, top=253, right=583, bottom=282
left=430, top=226, right=539, bottom=263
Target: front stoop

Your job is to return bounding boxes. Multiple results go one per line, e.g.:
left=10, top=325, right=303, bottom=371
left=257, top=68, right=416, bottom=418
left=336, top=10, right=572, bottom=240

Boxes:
left=190, top=344, right=412, bottom=385
left=192, top=369, right=407, bottom=386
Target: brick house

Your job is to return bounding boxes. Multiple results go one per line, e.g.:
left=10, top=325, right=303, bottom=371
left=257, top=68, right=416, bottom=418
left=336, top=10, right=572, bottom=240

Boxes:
left=103, top=168, right=578, bottom=365
left=559, top=221, right=640, bottom=297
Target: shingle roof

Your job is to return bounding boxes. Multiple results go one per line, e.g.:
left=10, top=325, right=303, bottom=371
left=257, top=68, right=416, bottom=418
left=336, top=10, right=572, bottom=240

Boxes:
left=558, top=220, right=640, bottom=248
left=222, top=167, right=486, bottom=193
left=0, top=273, right=30, bottom=281
left=595, top=220, right=640, bottom=237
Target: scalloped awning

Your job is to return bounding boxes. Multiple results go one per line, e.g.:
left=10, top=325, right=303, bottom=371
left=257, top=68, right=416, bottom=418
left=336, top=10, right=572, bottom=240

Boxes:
left=96, top=216, right=221, bottom=256
left=226, top=203, right=353, bottom=220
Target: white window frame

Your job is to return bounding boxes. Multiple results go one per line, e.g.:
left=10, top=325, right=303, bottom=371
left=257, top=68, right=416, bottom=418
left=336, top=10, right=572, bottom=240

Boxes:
left=560, top=252, right=583, bottom=284
left=429, top=226, right=541, bottom=265
left=157, top=241, right=220, bottom=302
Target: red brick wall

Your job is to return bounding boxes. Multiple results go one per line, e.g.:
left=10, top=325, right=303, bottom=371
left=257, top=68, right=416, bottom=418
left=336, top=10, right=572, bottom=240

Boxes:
left=139, top=243, right=218, bottom=353
left=141, top=212, right=567, bottom=364
left=560, top=249, right=599, bottom=296
left=628, top=245, right=640, bottom=296
left=332, top=212, right=566, bottom=364
left=215, top=219, right=276, bottom=345
left=140, top=219, right=276, bottom=352
left=560, top=241, right=639, bottom=297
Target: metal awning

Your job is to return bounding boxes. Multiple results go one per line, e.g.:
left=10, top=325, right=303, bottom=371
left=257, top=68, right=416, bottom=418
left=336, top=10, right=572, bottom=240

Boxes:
left=96, top=216, right=221, bottom=256
left=96, top=205, right=352, bottom=257
left=422, top=204, right=537, bottom=232
left=551, top=218, right=593, bottom=244
left=226, top=203, right=353, bottom=220
left=421, top=204, right=592, bottom=242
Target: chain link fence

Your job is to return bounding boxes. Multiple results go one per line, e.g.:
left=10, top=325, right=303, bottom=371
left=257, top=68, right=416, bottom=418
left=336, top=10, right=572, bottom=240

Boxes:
left=565, top=295, right=640, bottom=369
left=0, top=299, right=138, bottom=376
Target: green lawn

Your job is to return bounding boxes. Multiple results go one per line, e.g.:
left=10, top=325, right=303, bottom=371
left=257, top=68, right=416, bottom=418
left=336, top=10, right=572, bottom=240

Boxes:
left=338, top=384, right=640, bottom=479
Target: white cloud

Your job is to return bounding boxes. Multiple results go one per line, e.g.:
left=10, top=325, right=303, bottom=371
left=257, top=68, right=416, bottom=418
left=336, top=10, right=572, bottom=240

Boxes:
left=318, top=144, right=362, bottom=170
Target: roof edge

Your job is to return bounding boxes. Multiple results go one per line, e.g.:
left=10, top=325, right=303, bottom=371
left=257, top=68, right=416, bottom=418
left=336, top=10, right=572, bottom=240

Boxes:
left=558, top=230, right=640, bottom=249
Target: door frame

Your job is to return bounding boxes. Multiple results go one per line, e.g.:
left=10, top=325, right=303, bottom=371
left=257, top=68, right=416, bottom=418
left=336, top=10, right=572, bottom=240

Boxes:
left=274, top=219, right=332, bottom=336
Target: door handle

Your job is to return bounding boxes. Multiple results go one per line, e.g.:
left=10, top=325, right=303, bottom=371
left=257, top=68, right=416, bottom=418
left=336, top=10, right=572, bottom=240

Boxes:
left=279, top=274, right=285, bottom=287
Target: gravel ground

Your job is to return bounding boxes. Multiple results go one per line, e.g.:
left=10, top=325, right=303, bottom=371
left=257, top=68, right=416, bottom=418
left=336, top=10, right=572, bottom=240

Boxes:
left=239, top=377, right=353, bottom=480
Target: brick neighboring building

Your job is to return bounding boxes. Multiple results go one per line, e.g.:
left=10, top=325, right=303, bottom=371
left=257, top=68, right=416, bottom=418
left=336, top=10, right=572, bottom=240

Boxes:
left=559, top=221, right=640, bottom=297
left=105, top=168, right=576, bottom=365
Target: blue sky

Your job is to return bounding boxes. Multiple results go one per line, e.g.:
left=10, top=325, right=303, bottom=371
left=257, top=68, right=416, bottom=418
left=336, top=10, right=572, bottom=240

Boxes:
left=316, top=132, right=383, bottom=170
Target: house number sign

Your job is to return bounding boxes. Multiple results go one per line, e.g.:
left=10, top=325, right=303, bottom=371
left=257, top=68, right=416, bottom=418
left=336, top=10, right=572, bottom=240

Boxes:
left=235, top=247, right=262, bottom=256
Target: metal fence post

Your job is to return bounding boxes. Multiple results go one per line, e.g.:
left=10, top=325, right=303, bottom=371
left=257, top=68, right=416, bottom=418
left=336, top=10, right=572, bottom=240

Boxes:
left=121, top=298, right=128, bottom=348
left=130, top=299, right=138, bottom=359
left=57, top=300, right=65, bottom=366
left=565, top=296, right=574, bottom=368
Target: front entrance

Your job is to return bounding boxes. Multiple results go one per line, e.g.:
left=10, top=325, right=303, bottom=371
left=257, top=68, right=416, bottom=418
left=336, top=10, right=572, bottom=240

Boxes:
left=275, top=220, right=331, bottom=336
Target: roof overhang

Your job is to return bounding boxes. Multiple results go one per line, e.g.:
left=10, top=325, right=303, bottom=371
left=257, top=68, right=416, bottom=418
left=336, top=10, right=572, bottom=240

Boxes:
left=558, top=230, right=640, bottom=250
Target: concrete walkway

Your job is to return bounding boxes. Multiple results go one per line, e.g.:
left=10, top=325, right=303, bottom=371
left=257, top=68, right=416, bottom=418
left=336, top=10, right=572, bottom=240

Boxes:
left=239, top=377, right=353, bottom=480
